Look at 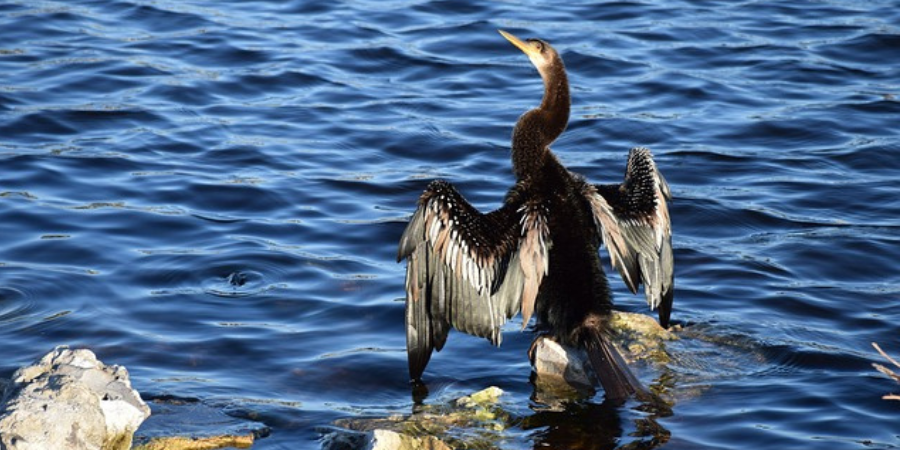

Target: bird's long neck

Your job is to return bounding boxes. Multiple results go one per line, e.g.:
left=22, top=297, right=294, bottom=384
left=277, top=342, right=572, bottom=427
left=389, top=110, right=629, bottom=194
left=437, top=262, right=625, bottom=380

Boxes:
left=538, top=62, right=570, bottom=130
left=511, top=62, right=570, bottom=181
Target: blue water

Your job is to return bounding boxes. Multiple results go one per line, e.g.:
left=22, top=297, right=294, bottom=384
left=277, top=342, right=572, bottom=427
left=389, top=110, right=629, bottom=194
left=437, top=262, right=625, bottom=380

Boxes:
left=1, top=0, right=898, bottom=448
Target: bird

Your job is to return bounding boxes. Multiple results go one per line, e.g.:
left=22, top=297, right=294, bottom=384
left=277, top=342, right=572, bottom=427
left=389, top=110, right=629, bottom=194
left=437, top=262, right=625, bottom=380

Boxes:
left=397, top=30, right=673, bottom=402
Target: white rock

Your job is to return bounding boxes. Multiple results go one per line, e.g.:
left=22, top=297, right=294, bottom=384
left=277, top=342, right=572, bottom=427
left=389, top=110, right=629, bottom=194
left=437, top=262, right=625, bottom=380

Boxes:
left=368, top=429, right=450, bottom=450
left=0, top=346, right=150, bottom=450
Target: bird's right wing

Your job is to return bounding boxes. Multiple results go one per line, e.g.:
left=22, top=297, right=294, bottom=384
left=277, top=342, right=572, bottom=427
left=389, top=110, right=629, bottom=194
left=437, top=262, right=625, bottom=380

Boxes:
left=583, top=147, right=674, bottom=328
left=398, top=180, right=550, bottom=381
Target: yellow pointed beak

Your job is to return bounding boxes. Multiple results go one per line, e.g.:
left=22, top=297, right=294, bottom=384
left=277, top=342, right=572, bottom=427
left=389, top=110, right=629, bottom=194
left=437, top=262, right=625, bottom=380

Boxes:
left=499, top=30, right=540, bottom=58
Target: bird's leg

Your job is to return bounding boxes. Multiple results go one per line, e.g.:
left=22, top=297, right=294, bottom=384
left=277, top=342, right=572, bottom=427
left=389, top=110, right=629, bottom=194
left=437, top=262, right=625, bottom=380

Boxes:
left=528, top=333, right=553, bottom=365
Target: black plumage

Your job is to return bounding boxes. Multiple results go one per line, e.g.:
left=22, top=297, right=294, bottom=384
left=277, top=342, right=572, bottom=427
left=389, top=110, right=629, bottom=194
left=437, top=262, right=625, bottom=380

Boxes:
left=398, top=31, right=673, bottom=402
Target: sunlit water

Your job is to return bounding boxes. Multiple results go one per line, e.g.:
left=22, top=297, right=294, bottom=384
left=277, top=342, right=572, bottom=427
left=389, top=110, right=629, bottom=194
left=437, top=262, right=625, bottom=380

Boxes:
left=1, top=1, right=898, bottom=449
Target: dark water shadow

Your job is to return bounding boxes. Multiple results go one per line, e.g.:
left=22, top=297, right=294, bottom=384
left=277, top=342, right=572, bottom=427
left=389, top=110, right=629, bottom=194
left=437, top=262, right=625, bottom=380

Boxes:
left=523, top=372, right=673, bottom=450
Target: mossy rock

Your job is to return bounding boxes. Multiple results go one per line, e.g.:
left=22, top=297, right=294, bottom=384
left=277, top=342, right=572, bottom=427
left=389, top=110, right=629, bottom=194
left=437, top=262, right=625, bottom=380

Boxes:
left=133, top=434, right=254, bottom=450
left=610, top=311, right=678, bottom=364
left=329, top=387, right=512, bottom=450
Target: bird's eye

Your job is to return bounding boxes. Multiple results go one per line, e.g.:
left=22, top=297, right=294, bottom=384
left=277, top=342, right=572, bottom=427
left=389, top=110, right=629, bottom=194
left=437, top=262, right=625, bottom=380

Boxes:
left=533, top=41, right=544, bottom=52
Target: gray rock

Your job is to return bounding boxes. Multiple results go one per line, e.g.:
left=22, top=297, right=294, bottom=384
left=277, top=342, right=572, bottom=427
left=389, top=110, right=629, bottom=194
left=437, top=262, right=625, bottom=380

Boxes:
left=319, top=427, right=368, bottom=450
left=531, top=335, right=597, bottom=390
left=0, top=346, right=150, bottom=450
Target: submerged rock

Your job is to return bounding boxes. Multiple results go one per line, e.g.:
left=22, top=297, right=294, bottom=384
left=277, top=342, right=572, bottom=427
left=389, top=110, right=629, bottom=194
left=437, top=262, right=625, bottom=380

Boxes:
left=322, top=312, right=677, bottom=449
left=0, top=346, right=150, bottom=450
left=323, top=387, right=509, bottom=450
left=134, top=434, right=255, bottom=450
left=132, top=393, right=269, bottom=448
left=609, top=311, right=678, bottom=364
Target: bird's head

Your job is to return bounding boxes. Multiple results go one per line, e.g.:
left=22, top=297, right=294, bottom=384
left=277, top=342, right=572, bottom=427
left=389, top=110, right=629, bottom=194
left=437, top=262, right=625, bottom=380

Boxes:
left=498, top=30, right=561, bottom=76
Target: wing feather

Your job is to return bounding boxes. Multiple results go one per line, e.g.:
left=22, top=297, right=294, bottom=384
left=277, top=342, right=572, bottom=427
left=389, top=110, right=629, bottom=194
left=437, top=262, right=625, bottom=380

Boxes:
left=584, top=147, right=675, bottom=328
left=398, top=180, right=551, bottom=380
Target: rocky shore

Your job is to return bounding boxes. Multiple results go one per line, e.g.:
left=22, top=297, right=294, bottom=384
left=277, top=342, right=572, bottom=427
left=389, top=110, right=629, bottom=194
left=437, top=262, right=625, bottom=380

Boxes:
left=0, top=347, right=149, bottom=450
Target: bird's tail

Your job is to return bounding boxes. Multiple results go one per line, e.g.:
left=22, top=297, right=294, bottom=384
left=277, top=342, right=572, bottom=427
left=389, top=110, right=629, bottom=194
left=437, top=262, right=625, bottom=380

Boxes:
left=583, top=328, right=647, bottom=403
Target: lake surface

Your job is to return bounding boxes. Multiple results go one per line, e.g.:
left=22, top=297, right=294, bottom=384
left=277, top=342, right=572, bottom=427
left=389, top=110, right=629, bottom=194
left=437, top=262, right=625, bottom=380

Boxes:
left=1, top=0, right=898, bottom=448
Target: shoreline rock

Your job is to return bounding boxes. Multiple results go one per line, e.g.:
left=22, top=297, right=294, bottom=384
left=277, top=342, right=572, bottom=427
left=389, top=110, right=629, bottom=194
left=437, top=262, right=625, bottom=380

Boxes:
left=0, top=346, right=150, bottom=450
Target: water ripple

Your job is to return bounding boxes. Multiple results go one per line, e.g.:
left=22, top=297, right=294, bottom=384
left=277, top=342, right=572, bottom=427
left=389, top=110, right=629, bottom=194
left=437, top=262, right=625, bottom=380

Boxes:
left=0, top=0, right=898, bottom=448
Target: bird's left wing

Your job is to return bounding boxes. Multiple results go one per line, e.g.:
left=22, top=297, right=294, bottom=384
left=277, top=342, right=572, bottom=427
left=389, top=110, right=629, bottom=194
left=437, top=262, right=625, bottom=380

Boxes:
left=398, top=180, right=550, bottom=381
left=583, top=147, right=674, bottom=327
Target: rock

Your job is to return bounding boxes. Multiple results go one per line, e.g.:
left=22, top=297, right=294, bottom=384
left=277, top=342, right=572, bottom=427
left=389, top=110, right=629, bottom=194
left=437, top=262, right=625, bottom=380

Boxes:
left=0, top=346, right=150, bottom=450
left=323, top=313, right=679, bottom=449
left=324, top=387, right=509, bottom=450
left=609, top=311, right=678, bottom=364
left=368, top=429, right=451, bottom=450
left=134, top=434, right=254, bottom=450
left=530, top=311, right=677, bottom=397
left=533, top=311, right=676, bottom=375
left=132, top=393, right=269, bottom=448
left=531, top=336, right=597, bottom=391
left=323, top=428, right=450, bottom=450
left=453, top=386, right=503, bottom=408
left=319, top=428, right=367, bottom=450
left=322, top=423, right=454, bottom=450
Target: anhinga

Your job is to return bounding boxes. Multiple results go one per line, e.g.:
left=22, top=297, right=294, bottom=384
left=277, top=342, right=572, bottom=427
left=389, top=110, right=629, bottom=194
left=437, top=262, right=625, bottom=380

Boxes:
left=398, top=30, right=673, bottom=402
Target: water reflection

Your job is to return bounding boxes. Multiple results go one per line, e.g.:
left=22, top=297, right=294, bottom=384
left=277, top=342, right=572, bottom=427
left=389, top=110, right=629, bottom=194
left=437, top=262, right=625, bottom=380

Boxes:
left=405, top=370, right=674, bottom=450
left=526, top=372, right=673, bottom=450
left=522, top=400, right=670, bottom=450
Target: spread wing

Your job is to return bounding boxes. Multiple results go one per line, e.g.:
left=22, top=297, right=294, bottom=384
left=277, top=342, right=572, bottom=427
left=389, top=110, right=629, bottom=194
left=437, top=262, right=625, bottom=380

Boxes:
left=398, top=180, right=550, bottom=381
left=584, top=147, right=674, bottom=327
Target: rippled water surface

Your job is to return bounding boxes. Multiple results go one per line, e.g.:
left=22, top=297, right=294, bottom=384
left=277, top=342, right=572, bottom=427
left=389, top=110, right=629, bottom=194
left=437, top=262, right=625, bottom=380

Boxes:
left=1, top=0, right=899, bottom=448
